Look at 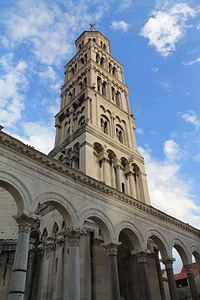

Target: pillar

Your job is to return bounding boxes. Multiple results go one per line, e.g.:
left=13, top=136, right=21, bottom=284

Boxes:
left=24, top=248, right=37, bottom=300
left=8, top=213, right=38, bottom=300
left=66, top=228, right=84, bottom=300
left=184, top=263, right=199, bottom=300
left=103, top=242, right=121, bottom=300
left=137, top=252, right=153, bottom=300
left=43, top=237, right=55, bottom=300
left=55, top=232, right=64, bottom=300
left=115, top=162, right=121, bottom=192
left=81, top=230, right=92, bottom=300
left=162, top=258, right=179, bottom=300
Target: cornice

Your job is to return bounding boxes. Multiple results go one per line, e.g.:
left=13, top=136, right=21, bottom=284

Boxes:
left=0, top=130, right=199, bottom=237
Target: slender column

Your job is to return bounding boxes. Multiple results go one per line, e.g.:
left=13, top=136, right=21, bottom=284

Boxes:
left=24, top=248, right=37, bottom=300
left=43, top=237, right=55, bottom=300
left=8, top=213, right=38, bottom=300
left=162, top=258, right=179, bottom=300
left=103, top=242, right=121, bottom=300
left=66, top=228, right=84, bottom=300
left=184, top=263, right=199, bottom=300
left=115, top=162, right=121, bottom=192
left=55, top=232, right=65, bottom=300
left=137, top=252, right=153, bottom=300
left=81, top=230, right=92, bottom=300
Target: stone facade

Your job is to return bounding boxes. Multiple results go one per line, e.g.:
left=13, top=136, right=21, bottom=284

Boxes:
left=0, top=30, right=200, bottom=300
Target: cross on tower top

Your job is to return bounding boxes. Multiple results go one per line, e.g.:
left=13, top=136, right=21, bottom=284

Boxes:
left=89, top=23, right=95, bottom=30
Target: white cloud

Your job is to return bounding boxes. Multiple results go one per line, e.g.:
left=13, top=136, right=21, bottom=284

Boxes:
left=38, top=66, right=62, bottom=91
left=0, top=53, right=28, bottom=127
left=140, top=3, right=196, bottom=56
left=182, top=57, right=200, bottom=65
left=111, top=20, right=130, bottom=32
left=1, top=0, right=110, bottom=66
left=139, top=143, right=200, bottom=228
left=136, top=128, right=144, bottom=135
left=182, top=111, right=200, bottom=129
left=13, top=122, right=55, bottom=154
left=164, top=139, right=181, bottom=162
left=151, top=67, right=159, bottom=72
left=117, top=0, right=132, bottom=12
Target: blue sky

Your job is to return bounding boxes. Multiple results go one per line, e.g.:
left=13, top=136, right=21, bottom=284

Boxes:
left=1, top=0, right=200, bottom=232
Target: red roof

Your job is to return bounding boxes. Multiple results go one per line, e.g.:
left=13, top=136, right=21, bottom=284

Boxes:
left=174, top=262, right=199, bottom=280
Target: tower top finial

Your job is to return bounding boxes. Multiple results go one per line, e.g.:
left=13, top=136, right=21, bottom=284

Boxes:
left=89, top=23, right=95, bottom=31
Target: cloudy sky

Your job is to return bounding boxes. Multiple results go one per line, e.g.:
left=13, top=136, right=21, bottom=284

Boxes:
left=1, top=0, right=200, bottom=234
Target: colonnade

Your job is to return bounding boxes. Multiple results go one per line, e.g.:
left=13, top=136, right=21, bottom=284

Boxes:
left=7, top=212, right=200, bottom=300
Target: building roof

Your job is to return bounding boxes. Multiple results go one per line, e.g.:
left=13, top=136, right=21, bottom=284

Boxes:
left=174, top=262, right=199, bottom=280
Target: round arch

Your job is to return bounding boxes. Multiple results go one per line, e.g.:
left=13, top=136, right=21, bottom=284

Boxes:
left=115, top=221, right=144, bottom=250
left=171, top=238, right=191, bottom=265
left=32, top=192, right=77, bottom=227
left=146, top=229, right=170, bottom=258
left=0, top=171, right=33, bottom=213
left=79, top=208, right=113, bottom=243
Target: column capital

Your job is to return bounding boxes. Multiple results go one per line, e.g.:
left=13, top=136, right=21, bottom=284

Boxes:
left=56, top=232, right=65, bottom=246
left=102, top=242, right=121, bottom=256
left=184, top=263, right=193, bottom=274
left=161, top=257, right=176, bottom=269
left=66, top=227, right=85, bottom=246
left=13, top=212, right=39, bottom=232
left=136, top=252, right=148, bottom=263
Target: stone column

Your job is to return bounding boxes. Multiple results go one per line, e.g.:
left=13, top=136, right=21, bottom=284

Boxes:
left=43, top=237, right=55, bottom=300
left=8, top=213, right=38, bottom=300
left=55, top=232, right=65, bottom=300
left=162, top=258, right=179, bottom=300
left=103, top=242, right=121, bottom=300
left=184, top=263, right=199, bottom=300
left=115, top=162, right=121, bottom=192
left=24, top=248, right=37, bottom=300
left=66, top=228, right=84, bottom=300
left=137, top=252, right=153, bottom=300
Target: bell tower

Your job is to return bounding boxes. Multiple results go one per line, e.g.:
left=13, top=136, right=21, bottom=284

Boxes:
left=49, top=29, right=150, bottom=205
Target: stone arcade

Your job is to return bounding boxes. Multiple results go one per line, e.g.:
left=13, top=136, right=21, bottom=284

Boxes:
left=0, top=30, right=200, bottom=300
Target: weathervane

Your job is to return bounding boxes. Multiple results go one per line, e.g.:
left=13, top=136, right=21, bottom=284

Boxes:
left=90, top=23, right=95, bottom=31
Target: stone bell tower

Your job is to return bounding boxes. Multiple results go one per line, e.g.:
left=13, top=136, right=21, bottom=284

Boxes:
left=49, top=29, right=150, bottom=205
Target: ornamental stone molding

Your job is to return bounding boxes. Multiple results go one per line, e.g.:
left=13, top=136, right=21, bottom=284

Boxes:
left=13, top=212, right=39, bottom=232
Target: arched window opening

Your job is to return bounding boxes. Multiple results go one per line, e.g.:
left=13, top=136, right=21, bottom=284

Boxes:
left=132, top=163, right=140, bottom=181
left=116, top=91, right=121, bottom=107
left=71, top=143, right=80, bottom=170
left=111, top=87, right=115, bottom=101
left=52, top=222, right=59, bottom=236
left=112, top=67, right=117, bottom=76
left=109, top=63, right=112, bottom=73
left=100, top=117, right=108, bottom=134
left=81, top=57, right=84, bottom=64
left=100, top=57, right=104, bottom=67
left=122, top=183, right=125, bottom=193
left=102, top=81, right=107, bottom=96
left=84, top=54, right=87, bottom=62
left=116, top=126, right=123, bottom=144
left=78, top=116, right=85, bottom=127
left=71, top=67, right=75, bottom=75
left=103, top=44, right=106, bottom=51
left=96, top=53, right=99, bottom=63
left=97, top=77, right=101, bottom=93
left=41, top=228, right=48, bottom=241
left=83, top=77, right=87, bottom=87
